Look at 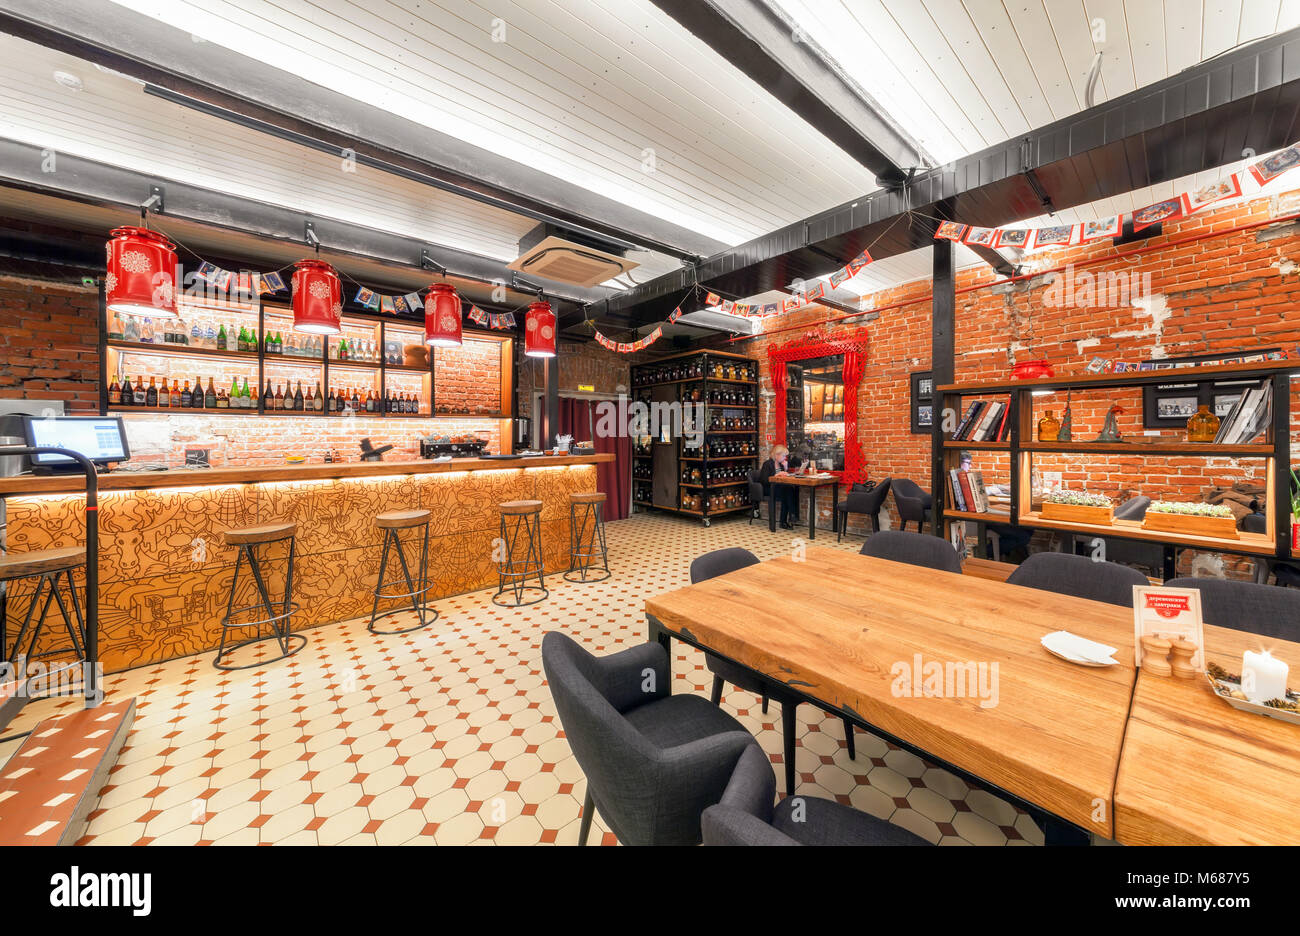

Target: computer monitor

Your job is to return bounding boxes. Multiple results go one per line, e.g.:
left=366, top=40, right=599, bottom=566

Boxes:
left=21, top=415, right=131, bottom=469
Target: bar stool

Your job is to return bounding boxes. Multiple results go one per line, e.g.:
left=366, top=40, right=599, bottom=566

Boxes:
left=493, top=500, right=547, bottom=608
left=1, top=546, right=87, bottom=669
left=214, top=522, right=305, bottom=670
left=369, top=509, right=436, bottom=634
left=565, top=492, right=610, bottom=583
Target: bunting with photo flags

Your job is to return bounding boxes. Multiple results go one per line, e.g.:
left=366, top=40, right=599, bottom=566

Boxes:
left=932, top=143, right=1300, bottom=251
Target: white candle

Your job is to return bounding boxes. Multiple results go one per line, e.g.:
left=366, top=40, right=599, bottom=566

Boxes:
left=1242, top=650, right=1289, bottom=704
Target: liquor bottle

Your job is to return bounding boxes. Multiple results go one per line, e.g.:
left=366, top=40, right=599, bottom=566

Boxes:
left=217, top=323, right=228, bottom=351
left=216, top=385, right=228, bottom=409
left=236, top=326, right=245, bottom=352
left=351, top=388, right=360, bottom=411
left=305, top=383, right=314, bottom=411
left=338, top=337, right=348, bottom=361
left=363, top=390, right=373, bottom=413
left=314, top=382, right=324, bottom=412
left=241, top=378, right=252, bottom=409
left=205, top=377, right=217, bottom=408
left=158, top=377, right=170, bottom=408
left=264, top=378, right=273, bottom=405
left=133, top=376, right=147, bottom=406
left=229, top=376, right=240, bottom=408
left=180, top=380, right=192, bottom=408
left=274, top=382, right=285, bottom=411
left=249, top=384, right=259, bottom=411
left=108, top=376, right=121, bottom=405
left=124, top=316, right=140, bottom=342
left=294, top=381, right=304, bottom=411
left=326, top=388, right=335, bottom=413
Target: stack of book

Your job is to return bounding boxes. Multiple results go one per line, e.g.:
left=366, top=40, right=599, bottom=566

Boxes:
left=1214, top=379, right=1273, bottom=444
left=948, top=468, right=991, bottom=513
left=951, top=398, right=1011, bottom=442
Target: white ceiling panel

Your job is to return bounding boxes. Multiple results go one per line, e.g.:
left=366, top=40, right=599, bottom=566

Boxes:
left=105, top=0, right=881, bottom=247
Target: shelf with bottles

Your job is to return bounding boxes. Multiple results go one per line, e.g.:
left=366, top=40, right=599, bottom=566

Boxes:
left=327, top=317, right=384, bottom=366
left=377, top=365, right=432, bottom=417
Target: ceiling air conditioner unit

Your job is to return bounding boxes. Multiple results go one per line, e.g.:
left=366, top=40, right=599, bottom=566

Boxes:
left=675, top=307, right=762, bottom=335
left=508, top=223, right=638, bottom=288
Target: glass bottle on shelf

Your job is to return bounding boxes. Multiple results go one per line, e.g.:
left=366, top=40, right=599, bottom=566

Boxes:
left=314, top=382, right=324, bottom=411
left=294, top=381, right=305, bottom=411
left=241, top=378, right=252, bottom=409
left=205, top=377, right=217, bottom=408
left=123, top=316, right=140, bottom=343
left=1037, top=410, right=1060, bottom=441
left=1187, top=405, right=1220, bottom=442
left=250, top=383, right=259, bottom=410
left=158, top=377, right=170, bottom=408
left=180, top=380, right=192, bottom=408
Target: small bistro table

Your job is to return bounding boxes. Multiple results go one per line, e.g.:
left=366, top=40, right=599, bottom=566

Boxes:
left=768, top=473, right=840, bottom=539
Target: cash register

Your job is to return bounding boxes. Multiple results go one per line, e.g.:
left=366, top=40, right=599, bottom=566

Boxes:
left=21, top=414, right=131, bottom=474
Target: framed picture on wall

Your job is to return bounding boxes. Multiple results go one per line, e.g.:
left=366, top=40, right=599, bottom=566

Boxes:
left=1141, top=348, right=1282, bottom=428
left=910, top=370, right=933, bottom=435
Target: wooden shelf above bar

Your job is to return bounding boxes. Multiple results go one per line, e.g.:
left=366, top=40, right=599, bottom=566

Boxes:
left=942, top=441, right=1010, bottom=450
left=937, top=359, right=1299, bottom=394
left=0, top=453, right=614, bottom=496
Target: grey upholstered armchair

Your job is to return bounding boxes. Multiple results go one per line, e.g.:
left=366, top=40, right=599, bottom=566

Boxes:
left=701, top=744, right=929, bottom=846
left=861, top=529, right=962, bottom=574
left=541, top=631, right=754, bottom=845
left=837, top=478, right=891, bottom=542
left=1007, top=552, right=1148, bottom=607
left=1166, top=577, right=1300, bottom=641
left=891, top=478, right=932, bottom=533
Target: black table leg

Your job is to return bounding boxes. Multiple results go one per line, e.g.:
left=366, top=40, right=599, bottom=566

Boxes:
left=769, top=485, right=777, bottom=533
left=808, top=487, right=817, bottom=540
left=831, top=483, right=839, bottom=535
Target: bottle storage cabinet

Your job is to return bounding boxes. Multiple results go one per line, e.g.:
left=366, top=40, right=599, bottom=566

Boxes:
left=630, top=349, right=760, bottom=527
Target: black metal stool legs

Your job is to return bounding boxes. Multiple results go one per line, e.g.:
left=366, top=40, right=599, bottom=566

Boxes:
left=493, top=510, right=547, bottom=608
left=214, top=537, right=305, bottom=671
left=565, top=501, right=610, bottom=583
left=369, top=522, right=437, bottom=634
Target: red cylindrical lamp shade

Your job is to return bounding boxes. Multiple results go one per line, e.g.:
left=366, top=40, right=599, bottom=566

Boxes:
left=524, top=301, right=556, bottom=358
left=424, top=282, right=463, bottom=347
left=291, top=259, right=342, bottom=335
left=105, top=226, right=178, bottom=318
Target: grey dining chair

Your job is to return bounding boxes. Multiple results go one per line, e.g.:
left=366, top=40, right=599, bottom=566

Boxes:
left=837, top=478, right=891, bottom=542
left=1006, top=552, right=1148, bottom=607
left=690, top=548, right=857, bottom=796
left=541, top=631, right=753, bottom=845
left=1165, top=576, right=1300, bottom=641
left=1112, top=495, right=1151, bottom=521
left=746, top=470, right=764, bottom=525
left=860, top=529, right=963, bottom=574
left=891, top=478, right=932, bottom=533
left=701, top=743, right=930, bottom=846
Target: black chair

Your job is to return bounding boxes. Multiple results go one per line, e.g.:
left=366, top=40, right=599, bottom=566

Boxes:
left=1006, top=552, right=1147, bottom=607
left=1165, top=577, right=1300, bottom=641
left=541, top=631, right=753, bottom=845
left=746, top=470, right=764, bottom=525
left=891, top=478, right=932, bottom=533
left=1113, top=495, right=1151, bottom=521
left=691, top=548, right=857, bottom=796
left=1239, top=514, right=1300, bottom=586
left=701, top=744, right=930, bottom=846
left=837, top=478, right=891, bottom=542
left=860, top=530, right=962, bottom=574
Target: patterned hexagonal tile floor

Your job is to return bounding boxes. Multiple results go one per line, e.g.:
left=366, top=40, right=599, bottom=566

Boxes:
left=1, top=512, right=1043, bottom=846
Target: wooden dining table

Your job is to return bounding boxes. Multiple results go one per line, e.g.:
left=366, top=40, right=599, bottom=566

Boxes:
left=767, top=473, right=841, bottom=539
left=645, top=545, right=1138, bottom=842
left=1114, top=623, right=1300, bottom=845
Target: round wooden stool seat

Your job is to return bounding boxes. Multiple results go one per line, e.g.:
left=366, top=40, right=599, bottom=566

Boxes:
left=0, top=546, right=86, bottom=582
left=499, top=500, right=543, bottom=516
left=222, top=523, right=296, bottom=546
left=376, top=509, right=431, bottom=530
left=569, top=492, right=606, bottom=505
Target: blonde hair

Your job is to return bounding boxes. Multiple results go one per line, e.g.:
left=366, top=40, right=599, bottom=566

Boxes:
left=770, top=445, right=789, bottom=460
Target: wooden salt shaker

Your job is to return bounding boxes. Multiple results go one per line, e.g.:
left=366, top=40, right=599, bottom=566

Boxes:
left=1169, top=638, right=1198, bottom=679
left=1141, top=635, right=1173, bottom=676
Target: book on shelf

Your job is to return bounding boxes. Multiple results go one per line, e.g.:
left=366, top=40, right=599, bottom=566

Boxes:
left=953, top=401, right=983, bottom=440
left=950, top=397, right=1012, bottom=442
left=947, top=468, right=989, bottom=513
left=973, top=401, right=1003, bottom=441
left=948, top=469, right=966, bottom=511
left=957, top=470, right=977, bottom=512
left=1213, top=379, right=1273, bottom=444
left=968, top=470, right=990, bottom=513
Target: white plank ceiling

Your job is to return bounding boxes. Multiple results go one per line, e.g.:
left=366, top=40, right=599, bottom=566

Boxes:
left=105, top=0, right=882, bottom=248
left=773, top=0, right=1300, bottom=166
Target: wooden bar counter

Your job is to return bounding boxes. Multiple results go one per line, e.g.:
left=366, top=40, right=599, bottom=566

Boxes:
left=0, top=454, right=612, bottom=672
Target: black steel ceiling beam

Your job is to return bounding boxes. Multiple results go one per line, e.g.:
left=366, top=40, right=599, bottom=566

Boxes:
left=648, top=0, right=924, bottom=185
left=604, top=26, right=1300, bottom=327
left=0, top=0, right=723, bottom=262
left=0, top=139, right=602, bottom=317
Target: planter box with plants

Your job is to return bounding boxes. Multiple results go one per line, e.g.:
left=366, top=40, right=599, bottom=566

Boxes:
left=1040, top=491, right=1114, bottom=526
left=1141, top=501, right=1239, bottom=540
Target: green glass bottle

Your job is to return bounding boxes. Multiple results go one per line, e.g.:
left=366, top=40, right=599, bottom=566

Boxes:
left=217, top=322, right=228, bottom=351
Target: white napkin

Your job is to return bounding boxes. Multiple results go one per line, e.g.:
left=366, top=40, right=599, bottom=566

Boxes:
left=1041, top=630, right=1118, bottom=665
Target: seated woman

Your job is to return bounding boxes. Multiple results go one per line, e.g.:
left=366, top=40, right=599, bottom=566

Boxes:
left=759, top=444, right=801, bottom=529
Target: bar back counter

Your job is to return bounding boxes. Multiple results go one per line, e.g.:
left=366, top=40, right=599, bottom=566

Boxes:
left=0, top=454, right=612, bottom=672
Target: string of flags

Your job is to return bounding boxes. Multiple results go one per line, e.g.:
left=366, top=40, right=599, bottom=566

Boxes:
left=704, top=247, right=873, bottom=317
left=933, top=142, right=1300, bottom=251
left=193, top=261, right=514, bottom=329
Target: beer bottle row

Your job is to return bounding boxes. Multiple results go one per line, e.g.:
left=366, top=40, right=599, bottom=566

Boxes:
left=109, top=374, right=422, bottom=414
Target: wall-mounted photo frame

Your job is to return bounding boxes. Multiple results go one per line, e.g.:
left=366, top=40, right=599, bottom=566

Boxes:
left=910, top=370, right=933, bottom=435
left=1141, top=348, right=1281, bottom=428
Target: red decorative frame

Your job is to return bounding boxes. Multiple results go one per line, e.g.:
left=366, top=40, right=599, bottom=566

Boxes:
left=768, top=328, right=869, bottom=483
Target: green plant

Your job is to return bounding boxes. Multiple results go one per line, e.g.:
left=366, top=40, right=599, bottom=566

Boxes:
left=1044, top=490, right=1111, bottom=508
left=1147, top=501, right=1234, bottom=518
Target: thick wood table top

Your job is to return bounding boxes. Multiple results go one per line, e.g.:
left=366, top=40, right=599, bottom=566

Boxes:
left=770, top=473, right=840, bottom=487
left=645, top=545, right=1137, bottom=834
left=0, top=453, right=614, bottom=496
left=1114, top=623, right=1300, bottom=845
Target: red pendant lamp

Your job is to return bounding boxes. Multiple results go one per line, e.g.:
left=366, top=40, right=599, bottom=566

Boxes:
left=291, top=259, right=342, bottom=334
left=105, top=225, right=178, bottom=318
left=424, top=282, right=463, bottom=347
left=524, top=300, right=556, bottom=358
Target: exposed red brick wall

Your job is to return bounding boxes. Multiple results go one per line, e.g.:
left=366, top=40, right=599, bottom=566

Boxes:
left=0, top=275, right=100, bottom=412
left=433, top=336, right=506, bottom=415
left=733, top=192, right=1300, bottom=555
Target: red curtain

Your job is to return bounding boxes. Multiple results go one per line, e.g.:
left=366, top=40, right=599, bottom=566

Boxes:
left=559, top=397, right=631, bottom=521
